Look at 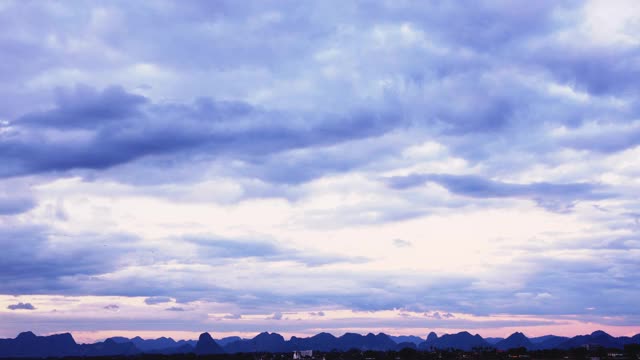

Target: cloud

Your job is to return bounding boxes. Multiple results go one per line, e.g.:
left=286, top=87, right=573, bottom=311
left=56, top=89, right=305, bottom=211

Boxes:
left=267, top=312, right=283, bottom=320
left=0, top=225, right=141, bottom=294
left=309, top=311, right=325, bottom=317
left=558, top=122, right=640, bottom=153
left=0, top=84, right=402, bottom=180
left=7, top=302, right=36, bottom=310
left=387, top=173, right=612, bottom=212
left=392, top=239, right=413, bottom=248
left=0, top=0, right=639, bottom=337
left=18, top=85, right=147, bottom=129
left=532, top=45, right=640, bottom=96
left=0, top=180, right=37, bottom=215
left=166, top=306, right=186, bottom=312
left=144, top=296, right=172, bottom=305
left=0, top=194, right=35, bottom=215
left=103, top=304, right=119, bottom=311
left=186, top=236, right=368, bottom=267
left=223, top=313, right=242, bottom=319
left=424, top=311, right=442, bottom=319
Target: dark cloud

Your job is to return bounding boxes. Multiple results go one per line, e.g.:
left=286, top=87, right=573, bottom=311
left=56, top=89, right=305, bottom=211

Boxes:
left=532, top=46, right=640, bottom=96
left=144, top=296, right=172, bottom=305
left=0, top=225, right=140, bottom=294
left=0, top=1, right=633, bottom=186
left=186, top=236, right=368, bottom=267
left=424, top=312, right=442, bottom=319
left=366, top=1, right=575, bottom=50
left=7, top=302, right=36, bottom=310
left=387, top=173, right=612, bottom=212
left=0, top=85, right=401, bottom=180
left=103, top=304, right=120, bottom=311
left=18, top=85, right=147, bottom=129
left=166, top=307, right=186, bottom=312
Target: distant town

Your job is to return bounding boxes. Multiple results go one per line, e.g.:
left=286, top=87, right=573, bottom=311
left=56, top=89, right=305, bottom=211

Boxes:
left=1, top=330, right=639, bottom=359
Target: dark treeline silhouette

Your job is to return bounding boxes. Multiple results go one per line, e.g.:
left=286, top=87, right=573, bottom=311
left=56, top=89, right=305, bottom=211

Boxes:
left=1, top=330, right=639, bottom=358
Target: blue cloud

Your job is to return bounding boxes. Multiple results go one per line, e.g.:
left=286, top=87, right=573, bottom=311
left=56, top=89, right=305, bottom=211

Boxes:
left=18, top=85, right=147, bottom=129
left=0, top=194, right=35, bottom=215
left=0, top=225, right=140, bottom=294
left=166, top=307, right=186, bottom=312
left=144, top=296, right=173, bottom=305
left=7, top=302, right=36, bottom=310
left=387, top=173, right=612, bottom=211
left=1, top=85, right=403, bottom=180
left=186, top=236, right=368, bottom=267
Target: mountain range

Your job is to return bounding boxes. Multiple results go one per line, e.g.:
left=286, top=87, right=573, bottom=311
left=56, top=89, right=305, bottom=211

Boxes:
left=0, top=330, right=639, bottom=358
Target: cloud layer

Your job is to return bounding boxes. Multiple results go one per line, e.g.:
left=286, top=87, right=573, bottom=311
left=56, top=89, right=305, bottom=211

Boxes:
left=0, top=0, right=639, bottom=340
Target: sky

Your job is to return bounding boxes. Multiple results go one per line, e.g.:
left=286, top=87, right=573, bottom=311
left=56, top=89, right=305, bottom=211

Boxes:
left=0, top=0, right=640, bottom=344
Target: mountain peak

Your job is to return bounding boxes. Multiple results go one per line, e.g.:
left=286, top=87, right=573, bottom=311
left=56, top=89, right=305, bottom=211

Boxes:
left=314, top=332, right=336, bottom=339
left=195, top=332, right=224, bottom=355
left=51, top=332, right=77, bottom=345
left=591, top=330, right=611, bottom=337
left=426, top=332, right=438, bottom=341
left=255, top=332, right=285, bottom=340
left=16, top=331, right=37, bottom=340
left=198, top=332, right=214, bottom=341
left=508, top=332, right=527, bottom=339
left=495, top=332, right=533, bottom=351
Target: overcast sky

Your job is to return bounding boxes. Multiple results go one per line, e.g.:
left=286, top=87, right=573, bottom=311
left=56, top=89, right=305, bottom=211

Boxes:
left=1, top=0, right=639, bottom=343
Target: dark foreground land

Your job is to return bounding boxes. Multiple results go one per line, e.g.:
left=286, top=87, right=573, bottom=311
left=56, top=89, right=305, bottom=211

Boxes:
left=7, top=345, right=640, bottom=360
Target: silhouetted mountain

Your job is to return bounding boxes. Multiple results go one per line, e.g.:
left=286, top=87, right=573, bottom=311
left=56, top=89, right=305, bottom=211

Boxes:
left=495, top=332, right=534, bottom=350
left=0, top=331, right=79, bottom=358
left=335, top=333, right=397, bottom=351
left=529, top=335, right=564, bottom=344
left=558, top=330, right=622, bottom=349
left=109, top=336, right=132, bottom=343
left=390, top=335, right=424, bottom=345
left=419, top=332, right=437, bottom=350
left=289, top=332, right=338, bottom=351
left=195, top=332, right=225, bottom=355
left=2, top=329, right=639, bottom=357
left=108, top=336, right=180, bottom=352
left=79, top=338, right=139, bottom=356
left=285, top=332, right=397, bottom=352
left=227, top=332, right=290, bottom=353
left=484, top=337, right=504, bottom=345
left=217, top=336, right=243, bottom=347
left=419, top=331, right=491, bottom=351
left=530, top=335, right=570, bottom=350
left=133, top=336, right=178, bottom=351
left=177, top=339, right=198, bottom=347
